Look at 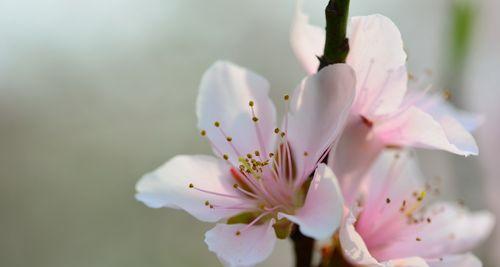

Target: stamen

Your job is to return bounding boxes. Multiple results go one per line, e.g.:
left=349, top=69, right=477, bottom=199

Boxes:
left=248, top=100, right=268, bottom=156
left=235, top=211, right=271, bottom=236
left=233, top=184, right=259, bottom=199
left=189, top=184, right=242, bottom=199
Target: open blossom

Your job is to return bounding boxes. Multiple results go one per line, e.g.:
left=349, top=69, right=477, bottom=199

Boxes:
left=338, top=150, right=495, bottom=267
left=136, top=61, right=356, bottom=266
left=291, top=7, right=480, bottom=204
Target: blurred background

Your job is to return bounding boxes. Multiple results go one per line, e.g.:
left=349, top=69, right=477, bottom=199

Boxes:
left=1, top=0, right=498, bottom=266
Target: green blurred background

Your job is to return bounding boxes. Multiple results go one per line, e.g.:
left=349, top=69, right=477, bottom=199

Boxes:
left=1, top=0, right=498, bottom=266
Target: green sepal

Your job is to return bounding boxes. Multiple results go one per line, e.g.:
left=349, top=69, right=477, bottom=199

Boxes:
left=226, top=211, right=259, bottom=225
left=273, top=218, right=294, bottom=239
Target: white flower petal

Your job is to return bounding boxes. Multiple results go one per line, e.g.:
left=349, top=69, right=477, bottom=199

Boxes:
left=427, top=254, right=482, bottom=267
left=290, top=0, right=325, bottom=74
left=286, top=64, right=355, bottom=181
left=384, top=257, right=429, bottom=267
left=347, top=15, right=408, bottom=116
left=197, top=61, right=277, bottom=166
left=205, top=220, right=277, bottom=267
left=374, top=107, right=478, bottom=156
left=278, top=164, right=343, bottom=240
left=135, top=155, right=248, bottom=222
left=339, top=213, right=382, bottom=266
left=410, top=91, right=484, bottom=132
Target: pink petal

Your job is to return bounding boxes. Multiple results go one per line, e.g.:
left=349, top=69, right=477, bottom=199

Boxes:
left=374, top=107, right=478, bottom=156
left=290, top=0, right=325, bottom=75
left=286, top=64, right=355, bottom=182
left=197, top=61, right=277, bottom=167
left=278, top=164, right=343, bottom=240
left=135, top=155, right=249, bottom=222
left=347, top=15, right=408, bottom=117
left=427, top=254, right=481, bottom=267
left=205, top=220, right=277, bottom=267
left=421, top=203, right=494, bottom=256
left=328, top=115, right=385, bottom=206
left=376, top=202, right=494, bottom=260
left=340, top=213, right=430, bottom=267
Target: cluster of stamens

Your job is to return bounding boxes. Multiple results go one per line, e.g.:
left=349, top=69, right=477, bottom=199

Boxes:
left=188, top=95, right=304, bottom=236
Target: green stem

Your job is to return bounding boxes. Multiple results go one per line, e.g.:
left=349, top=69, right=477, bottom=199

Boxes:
left=318, top=0, right=351, bottom=70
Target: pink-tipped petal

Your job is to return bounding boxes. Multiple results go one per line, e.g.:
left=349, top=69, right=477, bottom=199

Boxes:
left=278, top=164, right=343, bottom=240
left=290, top=0, right=325, bottom=74
left=374, top=107, right=478, bottom=156
left=205, top=220, right=277, bottom=267
left=286, top=64, right=356, bottom=181
left=347, top=15, right=408, bottom=116
left=197, top=61, right=277, bottom=166
left=135, top=155, right=248, bottom=222
left=427, top=254, right=481, bottom=267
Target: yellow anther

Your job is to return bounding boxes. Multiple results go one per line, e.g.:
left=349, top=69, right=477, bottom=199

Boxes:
left=280, top=132, right=285, bottom=138
left=252, top=117, right=259, bottom=122
left=233, top=184, right=239, bottom=189
left=405, top=191, right=426, bottom=216
left=223, top=154, right=229, bottom=160
left=188, top=183, right=194, bottom=188
left=254, top=151, right=260, bottom=157
left=235, top=231, right=241, bottom=236
left=226, top=137, right=232, bottom=142
left=200, top=130, right=206, bottom=136
left=417, top=191, right=426, bottom=202
left=274, top=128, right=280, bottom=134
left=205, top=201, right=209, bottom=206
left=249, top=101, right=254, bottom=107
left=284, top=94, right=290, bottom=101
left=214, top=121, right=220, bottom=127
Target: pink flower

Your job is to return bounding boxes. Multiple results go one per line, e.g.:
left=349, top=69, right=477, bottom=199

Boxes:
left=135, top=61, right=356, bottom=266
left=291, top=7, right=480, bottom=205
left=338, top=150, right=494, bottom=267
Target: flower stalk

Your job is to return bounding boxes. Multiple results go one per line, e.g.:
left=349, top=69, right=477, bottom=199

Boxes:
left=318, top=0, right=351, bottom=70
